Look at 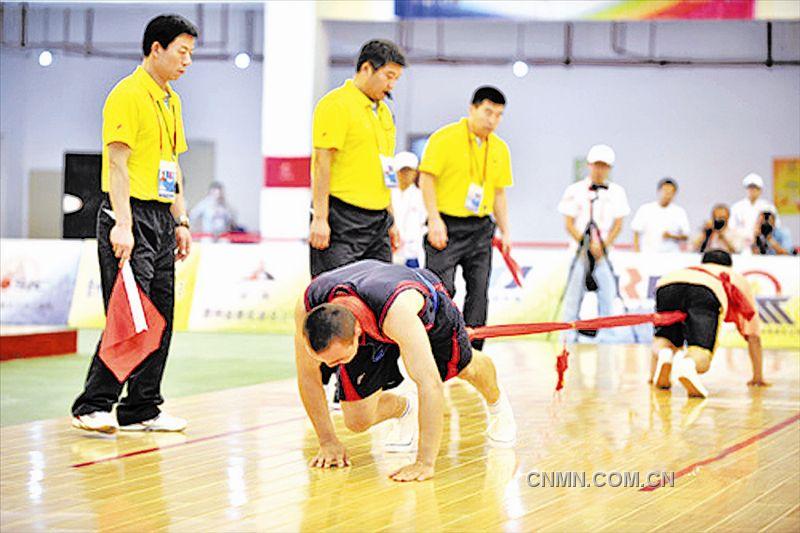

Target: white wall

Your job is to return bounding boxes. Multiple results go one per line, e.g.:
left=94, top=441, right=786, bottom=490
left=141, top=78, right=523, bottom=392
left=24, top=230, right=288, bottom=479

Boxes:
left=0, top=49, right=263, bottom=237
left=3, top=9, right=799, bottom=247
left=0, top=3, right=264, bottom=238
left=329, top=63, right=800, bottom=245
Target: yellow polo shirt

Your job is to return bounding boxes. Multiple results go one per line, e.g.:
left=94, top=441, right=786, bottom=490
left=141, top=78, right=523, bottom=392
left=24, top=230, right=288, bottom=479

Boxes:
left=419, top=118, right=513, bottom=218
left=312, top=79, right=396, bottom=210
left=101, top=66, right=188, bottom=203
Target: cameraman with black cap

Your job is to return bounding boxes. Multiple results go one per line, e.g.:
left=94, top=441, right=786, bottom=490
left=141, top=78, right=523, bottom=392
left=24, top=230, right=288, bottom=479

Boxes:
left=694, top=204, right=739, bottom=254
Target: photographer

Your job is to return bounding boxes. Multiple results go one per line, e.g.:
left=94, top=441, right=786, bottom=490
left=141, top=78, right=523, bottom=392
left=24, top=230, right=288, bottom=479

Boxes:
left=752, top=209, right=789, bottom=255
left=557, top=144, right=630, bottom=343
left=694, top=204, right=739, bottom=254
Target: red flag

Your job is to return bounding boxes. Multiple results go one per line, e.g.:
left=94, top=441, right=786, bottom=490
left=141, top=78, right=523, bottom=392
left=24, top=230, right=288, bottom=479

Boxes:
left=98, top=263, right=165, bottom=383
left=492, top=237, right=523, bottom=287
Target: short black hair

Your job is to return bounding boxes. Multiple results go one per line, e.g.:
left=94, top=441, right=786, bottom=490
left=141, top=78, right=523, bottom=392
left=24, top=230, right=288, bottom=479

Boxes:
left=143, top=14, right=198, bottom=57
left=701, top=249, right=733, bottom=267
left=471, top=86, right=506, bottom=106
left=658, top=177, right=678, bottom=190
left=303, top=304, right=356, bottom=352
left=356, top=39, right=406, bottom=72
left=712, top=203, right=730, bottom=215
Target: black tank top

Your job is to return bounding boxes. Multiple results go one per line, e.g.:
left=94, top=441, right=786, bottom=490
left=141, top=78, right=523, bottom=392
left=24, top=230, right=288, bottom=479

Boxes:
left=304, top=260, right=444, bottom=335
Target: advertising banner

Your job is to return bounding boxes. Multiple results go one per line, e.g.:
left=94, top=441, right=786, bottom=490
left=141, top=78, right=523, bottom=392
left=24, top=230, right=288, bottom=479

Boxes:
left=395, top=0, right=759, bottom=21
left=68, top=240, right=201, bottom=331
left=3, top=239, right=796, bottom=349
left=774, top=158, right=800, bottom=216
left=187, top=242, right=309, bottom=333
left=0, top=239, right=82, bottom=325
left=487, top=249, right=799, bottom=349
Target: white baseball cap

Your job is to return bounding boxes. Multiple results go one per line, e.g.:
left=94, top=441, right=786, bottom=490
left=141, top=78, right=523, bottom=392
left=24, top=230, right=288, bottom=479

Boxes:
left=394, top=151, right=419, bottom=171
left=742, top=172, right=764, bottom=189
left=587, top=144, right=615, bottom=166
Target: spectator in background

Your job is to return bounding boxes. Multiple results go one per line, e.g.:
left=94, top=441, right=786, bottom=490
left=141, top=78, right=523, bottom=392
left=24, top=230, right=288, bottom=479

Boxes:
left=391, top=151, right=426, bottom=268
left=752, top=207, right=790, bottom=255
left=190, top=181, right=239, bottom=238
left=730, top=173, right=793, bottom=254
left=631, top=177, right=690, bottom=253
left=558, top=144, right=630, bottom=343
left=694, top=204, right=739, bottom=254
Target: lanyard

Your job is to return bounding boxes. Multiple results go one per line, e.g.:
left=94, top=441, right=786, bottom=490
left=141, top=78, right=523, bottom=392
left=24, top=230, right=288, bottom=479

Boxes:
left=466, top=121, right=489, bottom=186
left=149, top=93, right=177, bottom=159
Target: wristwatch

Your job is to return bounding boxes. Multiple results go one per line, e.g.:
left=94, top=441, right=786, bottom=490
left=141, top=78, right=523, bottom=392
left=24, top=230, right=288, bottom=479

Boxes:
left=177, top=214, right=190, bottom=230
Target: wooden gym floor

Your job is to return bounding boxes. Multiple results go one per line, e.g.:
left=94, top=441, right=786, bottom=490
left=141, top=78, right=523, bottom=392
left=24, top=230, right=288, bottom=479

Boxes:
left=1, top=340, right=798, bottom=532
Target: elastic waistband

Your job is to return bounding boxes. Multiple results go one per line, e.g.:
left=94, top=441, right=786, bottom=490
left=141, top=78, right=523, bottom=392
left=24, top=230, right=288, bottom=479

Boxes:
left=330, top=195, right=388, bottom=215
left=102, top=193, right=173, bottom=211
left=440, top=213, right=491, bottom=223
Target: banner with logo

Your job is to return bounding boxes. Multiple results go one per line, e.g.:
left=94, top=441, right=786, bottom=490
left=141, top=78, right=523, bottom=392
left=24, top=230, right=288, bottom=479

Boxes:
left=187, top=242, right=309, bottom=333
left=487, top=249, right=800, bottom=349
left=395, top=0, right=763, bottom=20
left=0, top=239, right=82, bottom=325
left=68, top=240, right=201, bottom=331
left=3, top=239, right=797, bottom=349
left=774, top=158, right=800, bottom=216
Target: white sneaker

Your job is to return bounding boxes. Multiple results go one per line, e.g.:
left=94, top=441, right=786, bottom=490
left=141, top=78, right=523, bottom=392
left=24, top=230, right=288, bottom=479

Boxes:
left=384, top=394, right=418, bottom=453
left=653, top=348, right=675, bottom=389
left=487, top=392, right=517, bottom=446
left=326, top=377, right=342, bottom=412
left=674, top=356, right=708, bottom=399
left=119, top=413, right=187, bottom=432
left=72, top=411, right=118, bottom=434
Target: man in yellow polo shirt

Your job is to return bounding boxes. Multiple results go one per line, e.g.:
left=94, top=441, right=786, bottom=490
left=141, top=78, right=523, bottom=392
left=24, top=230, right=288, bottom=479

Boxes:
left=309, top=39, right=406, bottom=278
left=72, top=14, right=197, bottom=434
left=419, top=86, right=513, bottom=350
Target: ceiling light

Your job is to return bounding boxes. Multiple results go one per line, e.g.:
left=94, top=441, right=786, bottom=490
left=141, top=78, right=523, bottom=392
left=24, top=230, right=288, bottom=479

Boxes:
left=38, top=50, right=53, bottom=67
left=234, top=52, right=251, bottom=70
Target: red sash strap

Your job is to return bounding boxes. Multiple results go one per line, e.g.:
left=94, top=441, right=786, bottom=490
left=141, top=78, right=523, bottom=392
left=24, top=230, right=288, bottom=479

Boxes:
left=330, top=295, right=395, bottom=344
left=468, top=311, right=687, bottom=341
left=687, top=267, right=756, bottom=324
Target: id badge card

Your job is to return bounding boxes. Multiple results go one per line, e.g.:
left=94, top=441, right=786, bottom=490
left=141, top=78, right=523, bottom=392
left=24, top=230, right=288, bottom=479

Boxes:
left=465, top=183, right=484, bottom=214
left=380, top=154, right=398, bottom=188
left=158, top=160, right=178, bottom=200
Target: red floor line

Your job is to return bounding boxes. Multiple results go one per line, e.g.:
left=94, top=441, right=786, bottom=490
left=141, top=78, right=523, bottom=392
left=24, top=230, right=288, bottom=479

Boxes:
left=71, top=415, right=308, bottom=468
left=640, top=412, right=800, bottom=492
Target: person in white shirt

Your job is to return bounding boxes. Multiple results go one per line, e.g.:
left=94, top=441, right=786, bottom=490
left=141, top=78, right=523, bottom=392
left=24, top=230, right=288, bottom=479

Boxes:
left=631, top=178, right=690, bottom=253
left=557, top=144, right=630, bottom=343
left=730, top=173, right=792, bottom=254
left=391, top=151, right=426, bottom=267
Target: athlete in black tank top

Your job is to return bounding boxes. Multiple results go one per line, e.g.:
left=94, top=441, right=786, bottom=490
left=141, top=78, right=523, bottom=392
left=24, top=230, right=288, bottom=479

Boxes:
left=294, top=260, right=517, bottom=482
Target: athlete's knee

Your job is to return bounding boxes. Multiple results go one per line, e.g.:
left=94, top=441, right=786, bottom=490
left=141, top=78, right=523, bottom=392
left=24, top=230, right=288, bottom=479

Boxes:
left=459, top=352, right=490, bottom=380
left=652, top=337, right=677, bottom=354
left=686, top=346, right=712, bottom=373
left=343, top=411, right=373, bottom=433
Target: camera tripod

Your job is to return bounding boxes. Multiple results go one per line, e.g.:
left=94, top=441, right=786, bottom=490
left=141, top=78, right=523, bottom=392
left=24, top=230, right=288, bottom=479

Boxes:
left=548, top=188, right=640, bottom=343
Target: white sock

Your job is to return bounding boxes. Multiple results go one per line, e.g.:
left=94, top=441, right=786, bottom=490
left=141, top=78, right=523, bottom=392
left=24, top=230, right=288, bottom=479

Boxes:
left=657, top=348, right=674, bottom=361
left=488, top=390, right=508, bottom=415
